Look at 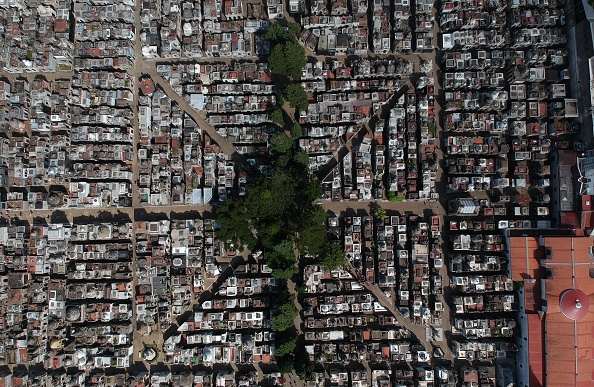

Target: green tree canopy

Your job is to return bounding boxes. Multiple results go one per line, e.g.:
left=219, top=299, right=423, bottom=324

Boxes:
left=291, top=122, right=303, bottom=138
left=287, top=22, right=302, bottom=38
left=214, top=199, right=257, bottom=250
left=374, top=208, right=387, bottom=221
left=301, top=182, right=324, bottom=209
left=267, top=240, right=298, bottom=279
left=276, top=346, right=312, bottom=379
left=264, top=22, right=301, bottom=43
left=269, top=41, right=306, bottom=80
left=277, top=355, right=295, bottom=374
left=269, top=107, right=284, bottom=126
left=270, top=132, right=293, bottom=153
left=269, top=44, right=288, bottom=77
left=388, top=191, right=404, bottom=202
left=276, top=93, right=284, bottom=107
left=296, top=205, right=327, bottom=253
left=215, top=155, right=324, bottom=252
left=272, top=298, right=298, bottom=331
left=274, top=334, right=297, bottom=357
left=294, top=350, right=314, bottom=380
left=271, top=266, right=298, bottom=280
left=294, top=149, right=309, bottom=165
left=284, top=84, right=308, bottom=111
left=264, top=24, right=289, bottom=43
left=318, top=241, right=347, bottom=271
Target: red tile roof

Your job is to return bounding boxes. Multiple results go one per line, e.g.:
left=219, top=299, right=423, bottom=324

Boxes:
left=509, top=236, right=542, bottom=281
left=528, top=314, right=544, bottom=387
left=561, top=212, right=580, bottom=229
left=54, top=19, right=67, bottom=33
left=582, top=195, right=593, bottom=211
left=558, top=150, right=578, bottom=166
left=582, top=212, right=594, bottom=230
left=542, top=236, right=594, bottom=386
left=509, top=236, right=543, bottom=314
left=140, top=79, right=155, bottom=96
left=510, top=235, right=594, bottom=386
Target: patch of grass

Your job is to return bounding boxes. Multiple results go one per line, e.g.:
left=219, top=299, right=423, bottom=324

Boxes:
left=388, top=192, right=404, bottom=202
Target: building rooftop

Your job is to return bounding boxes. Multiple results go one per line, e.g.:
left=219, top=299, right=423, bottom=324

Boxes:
left=510, top=233, right=594, bottom=387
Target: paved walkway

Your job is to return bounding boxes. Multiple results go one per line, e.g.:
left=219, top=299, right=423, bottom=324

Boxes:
left=320, top=198, right=445, bottom=216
